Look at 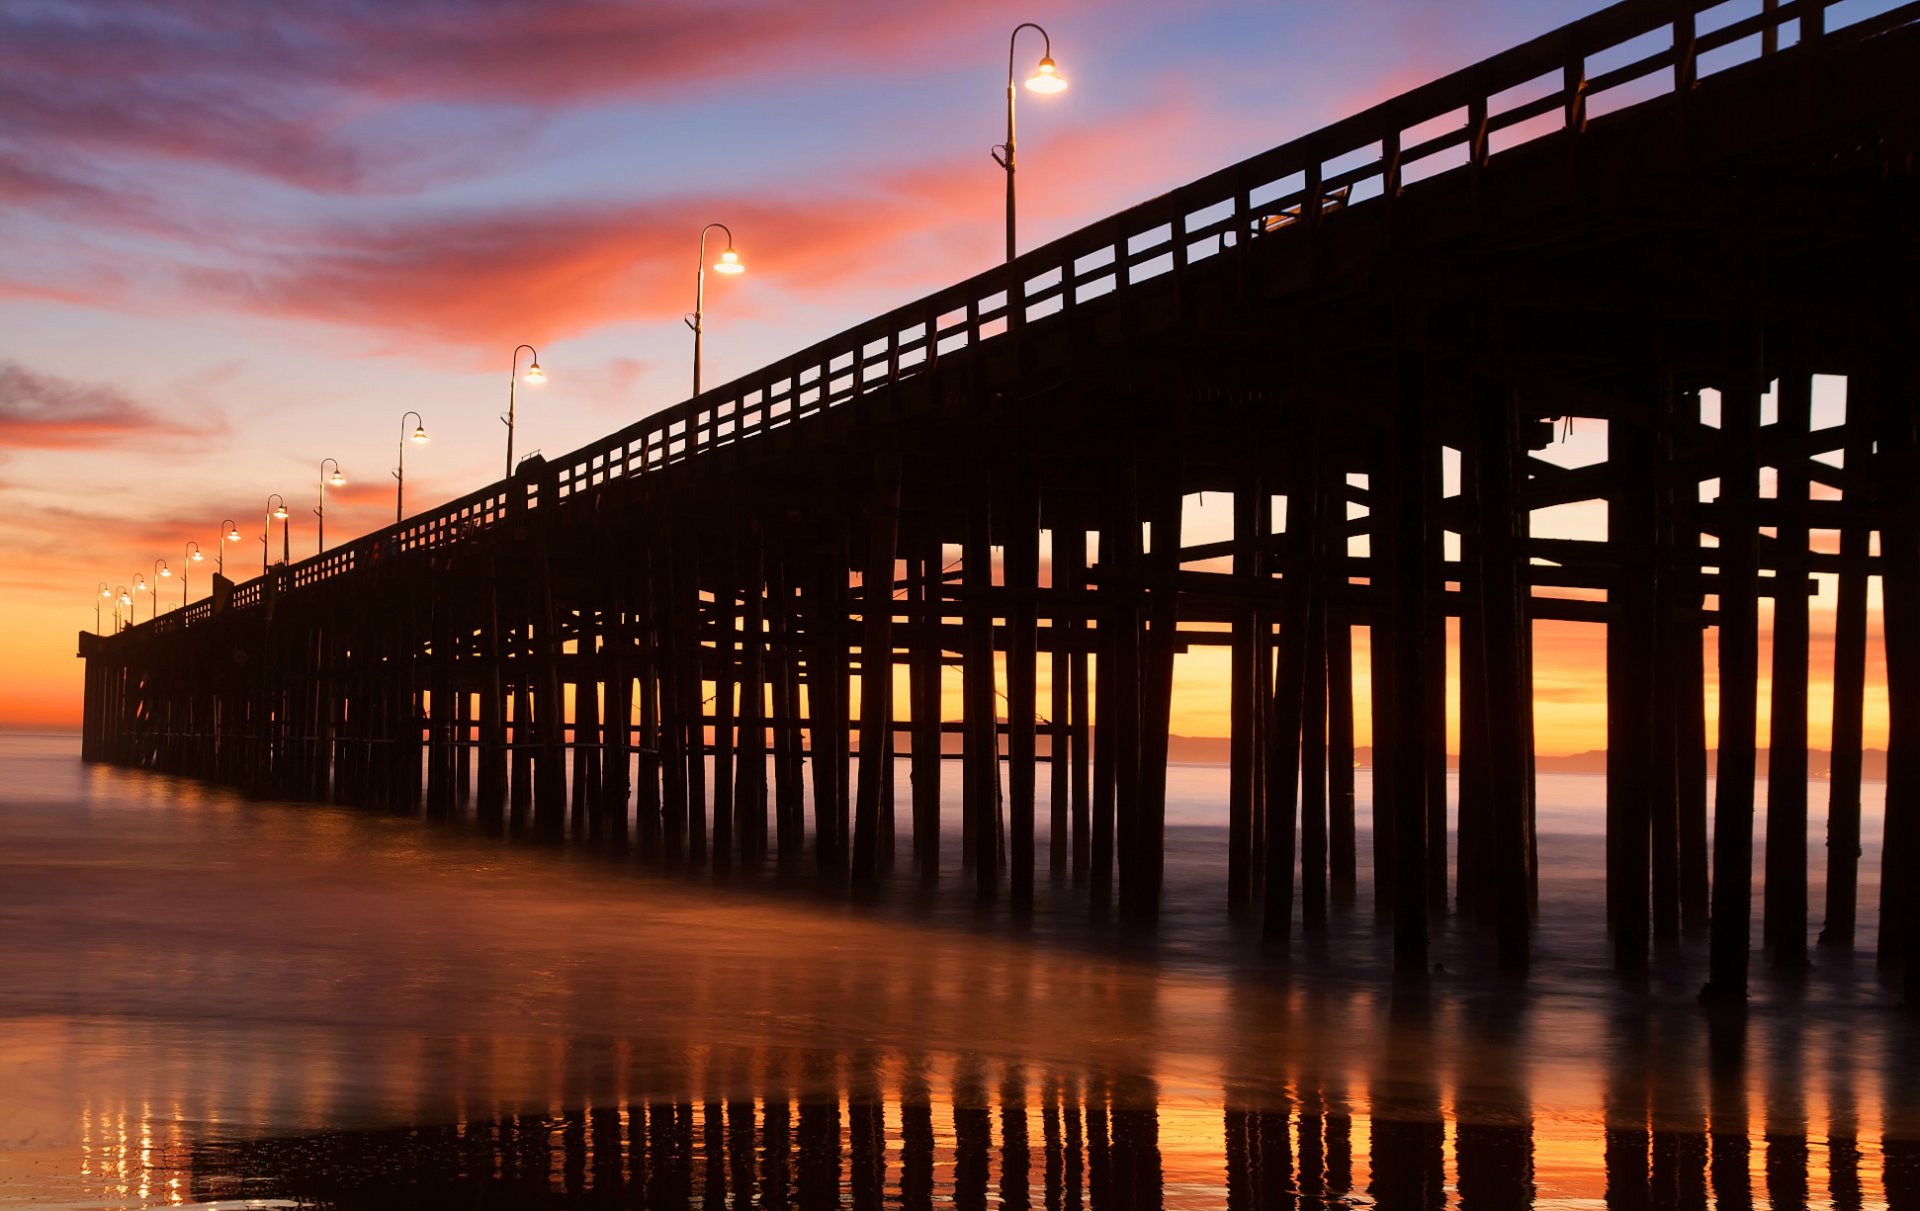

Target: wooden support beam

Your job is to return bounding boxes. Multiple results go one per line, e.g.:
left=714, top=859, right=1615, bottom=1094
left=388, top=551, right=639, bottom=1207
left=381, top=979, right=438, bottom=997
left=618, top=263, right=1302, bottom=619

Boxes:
left=770, top=555, right=806, bottom=862
left=1704, top=327, right=1764, bottom=1004
left=737, top=531, right=770, bottom=863
left=1387, top=320, right=1431, bottom=976
left=1878, top=351, right=1920, bottom=990
left=807, top=534, right=844, bottom=870
left=1048, top=519, right=1071, bottom=879
left=853, top=460, right=901, bottom=884
left=1229, top=474, right=1263, bottom=914
left=683, top=547, right=709, bottom=865
left=909, top=536, right=944, bottom=880
left=712, top=563, right=737, bottom=870
left=1819, top=393, right=1874, bottom=950
left=1136, top=461, right=1183, bottom=926
left=1764, top=370, right=1812, bottom=968
left=1005, top=469, right=1041, bottom=909
left=964, top=476, right=1000, bottom=896
left=1263, top=445, right=1313, bottom=944
left=1608, top=377, right=1658, bottom=972
left=1472, top=372, right=1532, bottom=970
left=1328, top=620, right=1357, bottom=905
left=1064, top=519, right=1093, bottom=887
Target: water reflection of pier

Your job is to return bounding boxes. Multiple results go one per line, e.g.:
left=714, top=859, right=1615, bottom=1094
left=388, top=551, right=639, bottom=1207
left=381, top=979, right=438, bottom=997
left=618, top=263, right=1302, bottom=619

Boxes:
left=53, top=1015, right=1903, bottom=1209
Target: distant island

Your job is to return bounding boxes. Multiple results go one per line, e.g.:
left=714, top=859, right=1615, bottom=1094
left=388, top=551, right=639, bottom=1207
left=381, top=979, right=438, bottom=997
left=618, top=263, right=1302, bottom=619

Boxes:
left=1162, top=736, right=1888, bottom=780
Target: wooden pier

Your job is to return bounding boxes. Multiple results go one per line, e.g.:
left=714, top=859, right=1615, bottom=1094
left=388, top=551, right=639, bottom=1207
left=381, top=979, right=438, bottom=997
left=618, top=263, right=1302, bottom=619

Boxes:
left=78, top=0, right=1920, bottom=997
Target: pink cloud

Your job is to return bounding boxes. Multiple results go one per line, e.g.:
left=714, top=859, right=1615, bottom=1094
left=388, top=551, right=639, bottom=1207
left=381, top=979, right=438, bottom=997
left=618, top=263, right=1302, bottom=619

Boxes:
left=0, top=363, right=211, bottom=451
left=0, top=0, right=1105, bottom=199
left=160, top=91, right=1205, bottom=358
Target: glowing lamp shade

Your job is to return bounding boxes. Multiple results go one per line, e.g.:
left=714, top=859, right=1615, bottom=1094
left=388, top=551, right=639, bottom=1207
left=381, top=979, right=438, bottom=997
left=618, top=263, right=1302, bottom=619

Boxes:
left=101, top=586, right=112, bottom=598
left=1025, top=56, right=1067, bottom=93
left=227, top=527, right=242, bottom=541
left=120, top=593, right=131, bottom=606
left=272, top=504, right=289, bottom=519
left=713, top=248, right=744, bottom=275
left=135, top=576, right=146, bottom=591
left=410, top=425, right=430, bottom=444
left=158, top=566, right=171, bottom=578
left=190, top=549, right=204, bottom=562
left=328, top=470, right=346, bottom=487
left=523, top=361, right=545, bottom=383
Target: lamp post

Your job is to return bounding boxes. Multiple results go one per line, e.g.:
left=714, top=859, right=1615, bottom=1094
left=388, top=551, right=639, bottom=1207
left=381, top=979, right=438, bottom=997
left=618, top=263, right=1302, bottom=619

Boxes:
left=686, top=223, right=744, bottom=397
left=315, top=459, right=346, bottom=554
left=132, top=573, right=146, bottom=625
left=217, top=519, right=240, bottom=577
left=503, top=345, right=544, bottom=478
left=96, top=583, right=111, bottom=635
left=263, top=494, right=289, bottom=575
left=149, top=559, right=170, bottom=617
left=394, top=411, right=430, bottom=523
left=183, top=542, right=203, bottom=609
left=115, top=586, right=130, bottom=632
left=992, top=23, right=1068, bottom=262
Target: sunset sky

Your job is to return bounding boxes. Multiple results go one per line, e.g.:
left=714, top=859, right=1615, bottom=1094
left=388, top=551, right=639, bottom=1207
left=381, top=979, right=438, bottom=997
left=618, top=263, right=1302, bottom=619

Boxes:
left=0, top=0, right=1889, bottom=754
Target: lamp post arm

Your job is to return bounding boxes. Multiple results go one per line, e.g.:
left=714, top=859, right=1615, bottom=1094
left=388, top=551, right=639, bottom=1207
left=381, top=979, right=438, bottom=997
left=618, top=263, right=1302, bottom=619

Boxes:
left=507, top=345, right=538, bottom=478
left=1001, top=23, right=1053, bottom=263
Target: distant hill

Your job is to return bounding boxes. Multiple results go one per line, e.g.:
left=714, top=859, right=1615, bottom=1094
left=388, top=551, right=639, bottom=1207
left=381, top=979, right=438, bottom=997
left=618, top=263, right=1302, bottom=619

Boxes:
left=1167, top=737, right=1888, bottom=780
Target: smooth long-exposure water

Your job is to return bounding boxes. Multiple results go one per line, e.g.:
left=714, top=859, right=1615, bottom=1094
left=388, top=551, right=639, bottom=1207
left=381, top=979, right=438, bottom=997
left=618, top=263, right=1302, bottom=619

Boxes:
left=0, top=731, right=1911, bottom=1209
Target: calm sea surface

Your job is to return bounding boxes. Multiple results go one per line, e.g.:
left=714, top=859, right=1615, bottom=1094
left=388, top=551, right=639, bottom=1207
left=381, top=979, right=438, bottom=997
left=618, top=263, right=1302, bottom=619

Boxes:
left=0, top=731, right=1911, bottom=1209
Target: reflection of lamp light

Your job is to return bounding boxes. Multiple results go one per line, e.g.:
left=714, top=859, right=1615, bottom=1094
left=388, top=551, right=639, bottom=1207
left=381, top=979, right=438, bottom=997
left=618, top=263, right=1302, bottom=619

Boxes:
left=504, top=345, right=543, bottom=477
left=394, top=411, right=430, bottom=523
left=993, top=23, right=1069, bottom=262
left=687, top=223, right=745, bottom=396
left=264, top=494, right=289, bottom=575
left=316, top=458, right=344, bottom=554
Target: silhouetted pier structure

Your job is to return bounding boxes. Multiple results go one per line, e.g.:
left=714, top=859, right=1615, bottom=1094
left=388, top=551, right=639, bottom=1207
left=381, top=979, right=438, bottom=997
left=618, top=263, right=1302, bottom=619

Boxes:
left=77, top=0, right=1920, bottom=996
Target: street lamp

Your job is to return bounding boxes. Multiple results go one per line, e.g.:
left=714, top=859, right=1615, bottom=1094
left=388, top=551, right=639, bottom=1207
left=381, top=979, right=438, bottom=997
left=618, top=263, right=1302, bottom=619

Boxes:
left=503, top=345, right=543, bottom=478
left=183, top=541, right=203, bottom=609
left=115, top=586, right=130, bottom=632
left=992, top=23, right=1068, bottom=262
left=217, top=519, right=240, bottom=577
left=686, top=223, right=744, bottom=397
left=150, top=559, right=170, bottom=617
left=96, top=583, right=111, bottom=635
left=393, top=411, right=429, bottom=523
left=263, top=494, right=289, bottom=575
left=132, top=572, right=146, bottom=625
left=315, top=459, right=346, bottom=554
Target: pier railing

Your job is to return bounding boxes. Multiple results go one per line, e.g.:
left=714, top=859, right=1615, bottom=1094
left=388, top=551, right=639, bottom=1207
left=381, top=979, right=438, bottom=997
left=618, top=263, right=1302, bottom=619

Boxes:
left=123, top=0, right=1917, bottom=638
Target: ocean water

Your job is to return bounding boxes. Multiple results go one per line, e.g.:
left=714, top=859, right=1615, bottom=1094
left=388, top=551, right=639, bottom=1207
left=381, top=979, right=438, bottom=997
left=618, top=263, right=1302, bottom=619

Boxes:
left=0, top=731, right=1911, bottom=1209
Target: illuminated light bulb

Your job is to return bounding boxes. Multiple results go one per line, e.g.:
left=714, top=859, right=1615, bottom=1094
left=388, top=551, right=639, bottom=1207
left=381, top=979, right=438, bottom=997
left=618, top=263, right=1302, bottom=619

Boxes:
left=328, top=470, right=346, bottom=487
left=1026, top=56, right=1067, bottom=93
left=135, top=577, right=146, bottom=591
left=524, top=361, right=545, bottom=383
left=272, top=504, right=288, bottom=519
left=226, top=527, right=241, bottom=541
left=190, top=549, right=203, bottom=562
left=713, top=248, right=744, bottom=275
left=158, top=566, right=170, bottom=578
left=120, top=593, right=131, bottom=606
left=410, top=426, right=430, bottom=444
left=101, top=586, right=112, bottom=597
